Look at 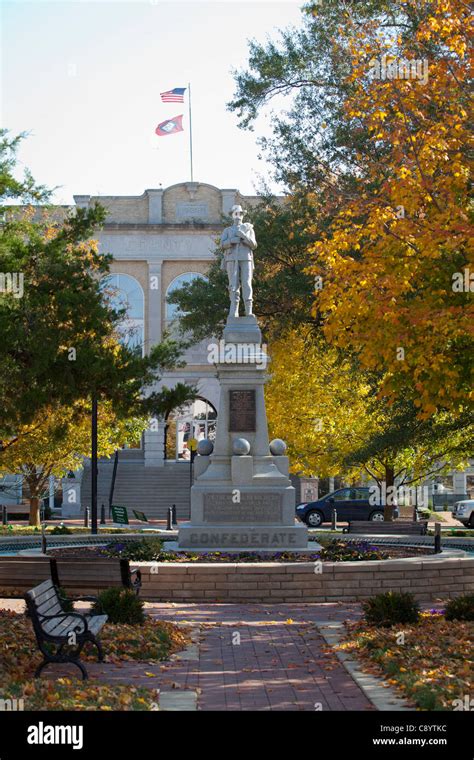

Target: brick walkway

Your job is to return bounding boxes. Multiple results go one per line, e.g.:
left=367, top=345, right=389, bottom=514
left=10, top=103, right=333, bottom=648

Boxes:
left=1, top=601, right=374, bottom=711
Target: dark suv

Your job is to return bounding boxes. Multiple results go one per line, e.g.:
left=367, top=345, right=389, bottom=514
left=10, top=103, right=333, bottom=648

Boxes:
left=296, top=487, right=399, bottom=527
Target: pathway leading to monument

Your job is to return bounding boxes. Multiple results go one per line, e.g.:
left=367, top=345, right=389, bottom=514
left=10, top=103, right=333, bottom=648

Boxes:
left=0, top=600, right=376, bottom=710
left=148, top=602, right=375, bottom=711
left=73, top=602, right=374, bottom=711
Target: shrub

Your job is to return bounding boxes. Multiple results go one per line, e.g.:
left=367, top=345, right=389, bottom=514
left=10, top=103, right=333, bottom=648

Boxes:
left=57, top=587, right=74, bottom=613
left=363, top=591, right=420, bottom=627
left=92, top=588, right=145, bottom=625
left=103, top=538, right=163, bottom=562
left=50, top=524, right=72, bottom=535
left=444, top=594, right=474, bottom=622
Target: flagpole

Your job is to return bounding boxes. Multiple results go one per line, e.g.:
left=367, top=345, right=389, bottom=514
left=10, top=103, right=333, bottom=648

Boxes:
left=188, top=81, right=194, bottom=182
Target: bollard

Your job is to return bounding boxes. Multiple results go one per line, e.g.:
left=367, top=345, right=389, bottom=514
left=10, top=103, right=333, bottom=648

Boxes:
left=171, top=503, right=177, bottom=527
left=100, top=503, right=106, bottom=525
left=166, top=506, right=173, bottom=531
left=331, top=508, right=338, bottom=531
left=84, top=506, right=90, bottom=528
left=434, top=522, right=442, bottom=554
left=2, top=505, right=7, bottom=526
left=41, top=524, right=47, bottom=555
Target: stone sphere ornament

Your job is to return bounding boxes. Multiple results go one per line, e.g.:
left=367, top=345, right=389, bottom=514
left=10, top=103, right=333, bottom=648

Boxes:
left=197, top=439, right=214, bottom=456
left=232, top=438, right=251, bottom=456
left=269, top=438, right=287, bottom=456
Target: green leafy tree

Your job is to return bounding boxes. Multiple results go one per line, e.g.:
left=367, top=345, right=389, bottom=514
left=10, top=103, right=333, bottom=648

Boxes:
left=167, top=193, right=318, bottom=343
left=0, top=131, right=196, bottom=449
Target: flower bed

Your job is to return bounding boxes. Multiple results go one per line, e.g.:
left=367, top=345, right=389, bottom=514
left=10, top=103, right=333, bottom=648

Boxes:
left=339, top=612, right=474, bottom=710
left=49, top=537, right=431, bottom=563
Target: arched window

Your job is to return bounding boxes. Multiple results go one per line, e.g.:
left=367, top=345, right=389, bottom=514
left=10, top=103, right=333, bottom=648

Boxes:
left=166, top=272, right=207, bottom=324
left=165, top=398, right=217, bottom=461
left=101, top=273, right=145, bottom=355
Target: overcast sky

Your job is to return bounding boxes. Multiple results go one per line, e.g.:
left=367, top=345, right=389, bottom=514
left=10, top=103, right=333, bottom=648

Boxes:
left=2, top=0, right=303, bottom=204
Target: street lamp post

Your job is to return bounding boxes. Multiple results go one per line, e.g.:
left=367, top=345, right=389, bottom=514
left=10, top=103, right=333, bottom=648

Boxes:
left=91, top=393, right=98, bottom=535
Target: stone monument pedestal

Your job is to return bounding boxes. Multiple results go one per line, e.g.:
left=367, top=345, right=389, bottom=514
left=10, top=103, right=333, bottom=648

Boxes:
left=178, top=315, right=308, bottom=551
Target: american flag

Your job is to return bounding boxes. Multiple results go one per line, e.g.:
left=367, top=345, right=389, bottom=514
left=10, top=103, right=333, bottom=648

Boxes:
left=160, top=87, right=186, bottom=103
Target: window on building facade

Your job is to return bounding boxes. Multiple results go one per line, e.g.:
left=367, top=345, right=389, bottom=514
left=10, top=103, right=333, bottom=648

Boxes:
left=101, top=274, right=145, bottom=356
left=165, top=272, right=207, bottom=327
left=165, top=398, right=217, bottom=461
left=434, top=475, right=454, bottom=493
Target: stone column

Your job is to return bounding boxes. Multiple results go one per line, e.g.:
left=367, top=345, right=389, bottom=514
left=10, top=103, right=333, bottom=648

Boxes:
left=147, top=189, right=163, bottom=223
left=148, top=261, right=162, bottom=349
left=144, top=261, right=164, bottom=467
left=144, top=420, right=166, bottom=467
left=453, top=470, right=467, bottom=498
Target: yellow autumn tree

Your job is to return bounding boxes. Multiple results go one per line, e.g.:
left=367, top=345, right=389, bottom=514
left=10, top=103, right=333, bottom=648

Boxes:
left=0, top=401, right=147, bottom=526
left=265, top=328, right=472, bottom=518
left=265, top=329, right=374, bottom=478
left=309, top=0, right=473, bottom=418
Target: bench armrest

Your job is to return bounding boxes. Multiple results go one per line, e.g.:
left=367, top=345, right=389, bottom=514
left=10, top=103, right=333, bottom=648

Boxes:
left=130, top=567, right=142, bottom=593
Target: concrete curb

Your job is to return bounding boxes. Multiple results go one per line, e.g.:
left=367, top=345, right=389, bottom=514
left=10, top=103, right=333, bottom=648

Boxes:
left=158, top=625, right=200, bottom=711
left=317, top=620, right=412, bottom=712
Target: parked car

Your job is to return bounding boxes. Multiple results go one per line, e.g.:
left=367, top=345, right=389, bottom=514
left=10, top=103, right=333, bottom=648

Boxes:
left=296, top=487, right=399, bottom=528
left=453, top=499, right=474, bottom=528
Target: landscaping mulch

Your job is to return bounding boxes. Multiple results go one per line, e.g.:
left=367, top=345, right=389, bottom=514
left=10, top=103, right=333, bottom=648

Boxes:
left=0, top=608, right=190, bottom=710
left=339, top=612, right=474, bottom=710
left=48, top=541, right=432, bottom=562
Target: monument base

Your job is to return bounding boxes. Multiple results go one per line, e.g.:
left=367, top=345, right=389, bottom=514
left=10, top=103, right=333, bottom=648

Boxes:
left=177, top=522, right=308, bottom=551
left=164, top=538, right=321, bottom=554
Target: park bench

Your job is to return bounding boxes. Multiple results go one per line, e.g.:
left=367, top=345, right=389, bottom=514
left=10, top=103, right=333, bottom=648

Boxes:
left=345, top=520, right=428, bottom=535
left=49, top=557, right=142, bottom=595
left=1, top=503, right=31, bottom=520
left=0, top=557, right=51, bottom=594
left=24, top=578, right=107, bottom=680
left=0, top=556, right=141, bottom=596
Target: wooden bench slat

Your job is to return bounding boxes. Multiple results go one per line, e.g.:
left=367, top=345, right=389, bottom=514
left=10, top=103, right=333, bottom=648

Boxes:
left=37, top=600, right=63, bottom=617
left=42, top=615, right=82, bottom=636
left=86, top=615, right=108, bottom=635
left=28, top=579, right=56, bottom=599
left=0, top=557, right=50, bottom=562
left=2, top=557, right=140, bottom=596
left=348, top=520, right=427, bottom=535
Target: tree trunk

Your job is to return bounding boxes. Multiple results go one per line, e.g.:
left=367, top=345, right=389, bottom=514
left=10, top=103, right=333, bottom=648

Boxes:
left=29, top=496, right=40, bottom=527
left=383, top=465, right=395, bottom=521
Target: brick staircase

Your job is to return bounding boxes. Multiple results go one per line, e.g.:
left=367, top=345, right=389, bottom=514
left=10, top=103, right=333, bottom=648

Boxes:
left=80, top=460, right=191, bottom=520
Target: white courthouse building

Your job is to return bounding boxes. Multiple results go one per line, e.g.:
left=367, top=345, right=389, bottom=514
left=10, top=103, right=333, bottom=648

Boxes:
left=74, top=181, right=262, bottom=518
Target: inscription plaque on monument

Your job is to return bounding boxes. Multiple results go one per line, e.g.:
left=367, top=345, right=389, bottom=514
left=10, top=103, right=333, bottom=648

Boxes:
left=229, top=389, right=256, bottom=432
left=203, top=492, right=282, bottom=524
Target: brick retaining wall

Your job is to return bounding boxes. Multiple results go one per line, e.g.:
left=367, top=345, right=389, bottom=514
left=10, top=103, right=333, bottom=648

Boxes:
left=137, top=556, right=474, bottom=603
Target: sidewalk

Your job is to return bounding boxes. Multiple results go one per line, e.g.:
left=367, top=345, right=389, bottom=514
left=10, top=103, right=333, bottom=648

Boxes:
left=2, top=600, right=376, bottom=711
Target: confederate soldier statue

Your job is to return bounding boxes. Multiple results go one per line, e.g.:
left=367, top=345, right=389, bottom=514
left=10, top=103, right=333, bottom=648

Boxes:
left=220, top=204, right=257, bottom=318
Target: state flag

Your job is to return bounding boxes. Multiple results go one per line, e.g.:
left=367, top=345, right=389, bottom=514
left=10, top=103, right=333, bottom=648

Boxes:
left=155, top=115, right=184, bottom=137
